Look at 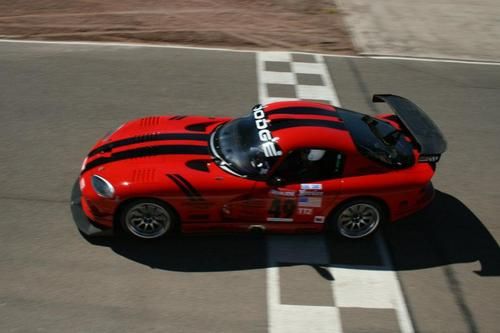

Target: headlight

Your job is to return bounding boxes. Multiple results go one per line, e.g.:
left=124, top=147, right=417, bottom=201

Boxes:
left=79, top=177, right=86, bottom=191
left=91, top=175, right=115, bottom=198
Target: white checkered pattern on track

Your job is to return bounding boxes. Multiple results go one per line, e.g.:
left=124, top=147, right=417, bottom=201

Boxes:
left=258, top=51, right=414, bottom=333
left=257, top=52, right=340, bottom=106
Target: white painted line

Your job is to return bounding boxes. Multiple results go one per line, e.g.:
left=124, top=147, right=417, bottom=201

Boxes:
left=270, top=302, right=343, bottom=333
left=375, top=232, right=415, bottom=333
left=267, top=235, right=341, bottom=333
left=0, top=38, right=256, bottom=53
left=259, top=50, right=415, bottom=333
left=261, top=50, right=344, bottom=332
left=291, top=62, right=325, bottom=74
left=296, top=85, right=335, bottom=103
left=262, top=97, right=301, bottom=104
left=260, top=71, right=297, bottom=85
left=365, top=55, right=500, bottom=66
left=2, top=39, right=499, bottom=66
left=258, top=51, right=292, bottom=62
left=332, top=267, right=400, bottom=308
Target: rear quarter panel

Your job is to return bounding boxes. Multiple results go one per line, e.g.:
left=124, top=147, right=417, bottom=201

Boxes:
left=337, top=162, right=435, bottom=221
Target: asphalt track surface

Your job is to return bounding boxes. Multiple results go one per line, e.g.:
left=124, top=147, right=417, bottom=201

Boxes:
left=0, top=41, right=499, bottom=332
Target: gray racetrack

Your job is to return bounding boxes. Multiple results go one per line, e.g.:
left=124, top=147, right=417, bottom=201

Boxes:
left=0, top=41, right=499, bottom=333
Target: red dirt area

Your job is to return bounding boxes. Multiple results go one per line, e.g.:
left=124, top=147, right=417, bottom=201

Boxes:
left=0, top=0, right=354, bottom=54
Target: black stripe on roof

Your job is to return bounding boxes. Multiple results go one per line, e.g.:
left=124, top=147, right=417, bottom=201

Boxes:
left=267, top=107, right=339, bottom=119
left=270, top=118, right=346, bottom=131
left=88, top=133, right=208, bottom=157
left=83, top=145, right=209, bottom=173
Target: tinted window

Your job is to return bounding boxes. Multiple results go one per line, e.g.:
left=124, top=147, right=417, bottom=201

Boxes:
left=337, top=109, right=415, bottom=168
left=274, top=149, right=344, bottom=183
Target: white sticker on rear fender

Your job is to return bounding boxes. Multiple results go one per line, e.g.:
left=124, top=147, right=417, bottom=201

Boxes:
left=300, top=183, right=322, bottom=190
left=299, top=190, right=323, bottom=197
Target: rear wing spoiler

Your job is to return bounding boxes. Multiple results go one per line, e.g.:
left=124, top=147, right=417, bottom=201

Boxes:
left=372, top=94, right=447, bottom=160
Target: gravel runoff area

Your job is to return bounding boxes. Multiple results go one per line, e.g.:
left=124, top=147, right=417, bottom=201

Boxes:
left=0, top=0, right=354, bottom=54
left=337, top=0, right=500, bottom=61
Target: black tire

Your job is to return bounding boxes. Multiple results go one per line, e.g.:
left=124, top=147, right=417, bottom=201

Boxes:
left=119, top=199, right=178, bottom=239
left=329, top=198, right=386, bottom=239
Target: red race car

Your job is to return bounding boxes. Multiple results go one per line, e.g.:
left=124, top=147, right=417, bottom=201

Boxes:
left=75, top=94, right=446, bottom=240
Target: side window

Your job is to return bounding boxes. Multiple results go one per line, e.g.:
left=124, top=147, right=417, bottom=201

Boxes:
left=273, top=148, right=344, bottom=183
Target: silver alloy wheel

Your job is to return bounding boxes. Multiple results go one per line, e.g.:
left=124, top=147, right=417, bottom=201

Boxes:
left=125, top=202, right=171, bottom=239
left=337, top=203, right=380, bottom=239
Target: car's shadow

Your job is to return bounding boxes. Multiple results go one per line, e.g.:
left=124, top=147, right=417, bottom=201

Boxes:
left=381, top=190, right=500, bottom=277
left=74, top=187, right=499, bottom=276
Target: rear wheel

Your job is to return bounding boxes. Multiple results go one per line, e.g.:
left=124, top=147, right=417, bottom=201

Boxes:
left=120, top=199, right=177, bottom=239
left=330, top=199, right=385, bottom=239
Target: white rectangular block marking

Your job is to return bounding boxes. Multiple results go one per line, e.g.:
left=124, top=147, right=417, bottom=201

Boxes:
left=292, top=62, right=324, bottom=74
left=331, top=267, right=399, bottom=308
left=261, top=71, right=296, bottom=85
left=267, top=235, right=342, bottom=333
left=259, top=51, right=292, bottom=62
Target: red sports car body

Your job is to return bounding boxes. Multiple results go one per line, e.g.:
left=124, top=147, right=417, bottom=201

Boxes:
left=76, top=94, right=446, bottom=239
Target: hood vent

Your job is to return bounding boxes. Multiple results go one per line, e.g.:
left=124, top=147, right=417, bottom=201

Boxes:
left=131, top=168, right=156, bottom=182
left=139, top=117, right=161, bottom=127
left=186, top=159, right=210, bottom=172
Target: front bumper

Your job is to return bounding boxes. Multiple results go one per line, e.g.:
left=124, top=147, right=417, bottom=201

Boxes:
left=70, top=180, right=113, bottom=237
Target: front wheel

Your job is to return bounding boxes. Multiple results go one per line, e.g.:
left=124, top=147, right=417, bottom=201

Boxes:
left=120, top=199, right=177, bottom=239
left=330, top=199, right=385, bottom=239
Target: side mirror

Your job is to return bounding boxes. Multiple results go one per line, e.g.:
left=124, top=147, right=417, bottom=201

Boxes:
left=267, top=176, right=285, bottom=187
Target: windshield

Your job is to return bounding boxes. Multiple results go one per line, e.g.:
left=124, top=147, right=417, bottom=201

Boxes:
left=337, top=109, right=415, bottom=168
left=210, top=105, right=283, bottom=178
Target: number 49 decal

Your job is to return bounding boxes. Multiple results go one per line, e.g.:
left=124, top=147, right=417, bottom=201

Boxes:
left=268, top=198, right=296, bottom=218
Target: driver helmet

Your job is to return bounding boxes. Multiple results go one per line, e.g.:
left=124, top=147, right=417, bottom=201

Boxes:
left=249, top=148, right=270, bottom=174
left=307, top=149, right=325, bottom=161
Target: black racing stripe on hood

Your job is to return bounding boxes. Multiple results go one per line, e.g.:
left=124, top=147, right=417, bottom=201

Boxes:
left=83, top=145, right=209, bottom=173
left=185, top=121, right=219, bottom=132
left=88, top=133, right=209, bottom=157
left=270, top=118, right=346, bottom=131
left=267, top=107, right=340, bottom=119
